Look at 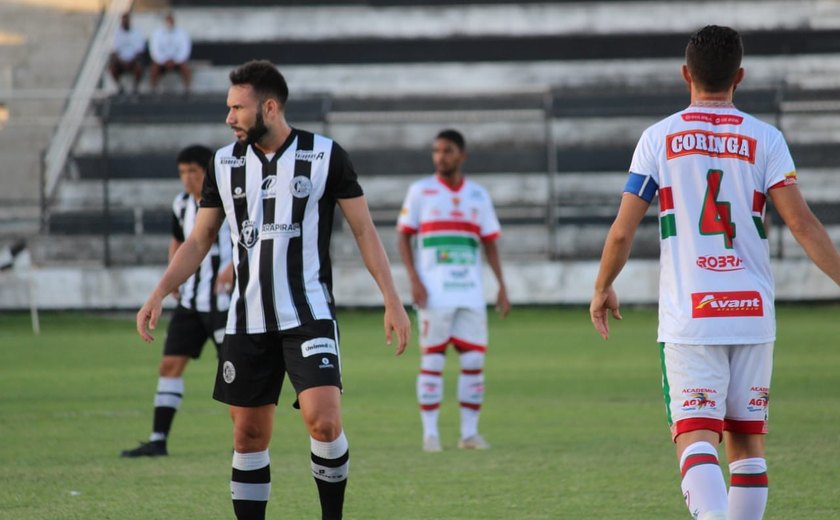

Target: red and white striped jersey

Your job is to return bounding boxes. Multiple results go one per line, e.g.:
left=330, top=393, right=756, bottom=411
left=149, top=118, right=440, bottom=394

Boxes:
left=398, top=176, right=501, bottom=309
left=625, top=106, right=797, bottom=344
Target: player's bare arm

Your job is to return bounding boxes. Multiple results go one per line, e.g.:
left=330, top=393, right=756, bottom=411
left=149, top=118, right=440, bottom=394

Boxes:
left=339, top=195, right=411, bottom=354
left=770, top=184, right=840, bottom=285
left=590, top=193, right=649, bottom=340
left=397, top=232, right=428, bottom=308
left=136, top=207, right=224, bottom=342
left=482, top=238, right=510, bottom=318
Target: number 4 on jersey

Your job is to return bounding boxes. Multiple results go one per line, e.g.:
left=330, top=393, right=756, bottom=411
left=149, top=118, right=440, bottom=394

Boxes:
left=699, top=169, right=735, bottom=249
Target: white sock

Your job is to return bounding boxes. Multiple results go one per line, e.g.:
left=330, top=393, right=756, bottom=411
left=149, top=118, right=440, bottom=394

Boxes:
left=458, top=351, right=484, bottom=439
left=418, top=354, right=444, bottom=439
left=680, top=441, right=728, bottom=519
left=728, top=457, right=768, bottom=520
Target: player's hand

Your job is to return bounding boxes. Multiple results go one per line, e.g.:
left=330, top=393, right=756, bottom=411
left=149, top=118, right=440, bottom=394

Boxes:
left=215, top=264, right=235, bottom=294
left=410, top=280, right=428, bottom=309
left=590, top=287, right=622, bottom=340
left=136, top=292, right=164, bottom=342
left=384, top=302, right=411, bottom=356
left=496, top=286, right=511, bottom=319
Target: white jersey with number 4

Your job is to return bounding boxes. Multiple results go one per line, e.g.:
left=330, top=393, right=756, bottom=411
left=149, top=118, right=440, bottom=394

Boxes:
left=625, top=106, right=797, bottom=344
left=398, top=176, right=501, bottom=309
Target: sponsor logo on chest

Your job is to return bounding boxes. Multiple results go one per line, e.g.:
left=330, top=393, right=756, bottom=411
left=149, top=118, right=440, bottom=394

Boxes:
left=696, top=255, right=745, bottom=272
left=691, top=291, right=763, bottom=318
left=666, top=130, right=757, bottom=164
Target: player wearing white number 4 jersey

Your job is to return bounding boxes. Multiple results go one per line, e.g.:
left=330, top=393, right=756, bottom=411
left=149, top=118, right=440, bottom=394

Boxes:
left=590, top=26, right=840, bottom=520
left=398, top=129, right=510, bottom=453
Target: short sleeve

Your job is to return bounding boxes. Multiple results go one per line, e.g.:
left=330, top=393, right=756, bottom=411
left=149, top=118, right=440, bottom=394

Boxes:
left=200, top=153, right=223, bottom=208
left=397, top=183, right=421, bottom=234
left=479, top=189, right=501, bottom=241
left=326, top=142, right=364, bottom=199
left=171, top=214, right=185, bottom=242
left=764, top=130, right=797, bottom=192
left=625, top=129, right=661, bottom=202
left=171, top=194, right=186, bottom=241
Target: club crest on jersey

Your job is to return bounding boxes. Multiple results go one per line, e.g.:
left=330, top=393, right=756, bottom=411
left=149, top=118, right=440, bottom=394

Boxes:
left=221, top=156, right=246, bottom=167
left=239, top=220, right=259, bottom=248
left=222, top=361, right=236, bottom=383
left=290, top=176, right=312, bottom=198
left=261, top=175, right=278, bottom=198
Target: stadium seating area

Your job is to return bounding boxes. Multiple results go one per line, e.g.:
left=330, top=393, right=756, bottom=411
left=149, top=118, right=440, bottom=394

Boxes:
left=38, top=0, right=840, bottom=267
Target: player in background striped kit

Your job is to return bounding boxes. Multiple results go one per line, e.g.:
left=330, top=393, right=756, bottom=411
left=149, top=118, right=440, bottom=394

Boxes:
left=122, top=145, right=233, bottom=458
left=398, top=129, right=510, bottom=453
left=590, top=26, right=840, bottom=520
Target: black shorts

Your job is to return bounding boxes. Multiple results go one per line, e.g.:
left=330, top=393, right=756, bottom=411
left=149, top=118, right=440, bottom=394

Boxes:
left=213, top=319, right=342, bottom=407
left=163, top=305, right=226, bottom=359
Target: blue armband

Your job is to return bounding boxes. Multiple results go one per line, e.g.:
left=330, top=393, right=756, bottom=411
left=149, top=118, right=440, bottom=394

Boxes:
left=623, top=172, right=658, bottom=203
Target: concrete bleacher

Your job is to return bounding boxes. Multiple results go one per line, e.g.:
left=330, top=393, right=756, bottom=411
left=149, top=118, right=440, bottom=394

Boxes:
left=36, top=0, right=840, bottom=286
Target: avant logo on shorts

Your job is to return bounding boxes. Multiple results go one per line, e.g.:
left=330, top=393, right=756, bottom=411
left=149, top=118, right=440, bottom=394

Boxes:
left=691, top=291, right=763, bottom=318
left=223, top=361, right=236, bottom=384
left=301, top=337, right=337, bottom=358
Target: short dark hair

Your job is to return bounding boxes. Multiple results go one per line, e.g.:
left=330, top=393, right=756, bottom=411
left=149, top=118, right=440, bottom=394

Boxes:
left=229, top=60, right=289, bottom=106
left=176, top=144, right=213, bottom=172
left=685, top=25, right=743, bottom=92
left=436, top=129, right=465, bottom=151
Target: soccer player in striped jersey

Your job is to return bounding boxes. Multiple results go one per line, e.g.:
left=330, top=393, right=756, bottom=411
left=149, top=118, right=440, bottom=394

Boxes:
left=590, top=26, right=840, bottom=520
left=397, top=129, right=510, bottom=453
left=136, top=61, right=410, bottom=520
left=122, top=144, right=233, bottom=458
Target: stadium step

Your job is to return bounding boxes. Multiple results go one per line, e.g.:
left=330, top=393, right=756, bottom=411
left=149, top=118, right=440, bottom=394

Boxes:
left=188, top=29, right=840, bottom=67
left=70, top=141, right=840, bottom=180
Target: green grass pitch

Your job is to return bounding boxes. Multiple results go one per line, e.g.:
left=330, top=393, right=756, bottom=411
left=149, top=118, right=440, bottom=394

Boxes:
left=1, top=306, right=839, bottom=519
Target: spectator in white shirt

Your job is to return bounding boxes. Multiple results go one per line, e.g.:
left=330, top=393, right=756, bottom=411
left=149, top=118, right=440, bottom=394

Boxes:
left=109, top=12, right=146, bottom=94
left=149, top=12, right=192, bottom=93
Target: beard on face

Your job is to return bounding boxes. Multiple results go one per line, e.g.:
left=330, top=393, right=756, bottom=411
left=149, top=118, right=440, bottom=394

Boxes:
left=244, top=111, right=269, bottom=146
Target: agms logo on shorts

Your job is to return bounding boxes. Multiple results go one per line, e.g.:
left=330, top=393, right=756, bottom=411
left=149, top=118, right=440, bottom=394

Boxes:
left=691, top=291, right=763, bottom=318
left=681, top=388, right=717, bottom=411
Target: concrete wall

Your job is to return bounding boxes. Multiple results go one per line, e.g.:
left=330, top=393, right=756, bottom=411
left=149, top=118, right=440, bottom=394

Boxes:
left=1, top=259, right=838, bottom=310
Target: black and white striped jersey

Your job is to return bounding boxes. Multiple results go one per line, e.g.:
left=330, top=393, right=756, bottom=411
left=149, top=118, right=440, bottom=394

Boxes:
left=200, top=128, right=364, bottom=334
left=172, top=192, right=233, bottom=313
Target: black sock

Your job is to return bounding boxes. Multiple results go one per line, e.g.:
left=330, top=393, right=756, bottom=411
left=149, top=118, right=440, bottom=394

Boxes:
left=311, top=434, right=349, bottom=520
left=152, top=407, right=176, bottom=439
left=231, top=450, right=271, bottom=520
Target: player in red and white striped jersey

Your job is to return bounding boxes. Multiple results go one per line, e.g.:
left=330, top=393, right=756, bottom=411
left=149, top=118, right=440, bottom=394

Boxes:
left=590, top=26, right=840, bottom=520
left=398, top=129, right=510, bottom=453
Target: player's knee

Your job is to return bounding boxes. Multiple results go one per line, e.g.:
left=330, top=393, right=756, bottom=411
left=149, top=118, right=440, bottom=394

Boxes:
left=459, top=351, right=484, bottom=371
left=421, top=353, right=445, bottom=372
left=234, top=422, right=271, bottom=451
left=307, top=416, right=342, bottom=442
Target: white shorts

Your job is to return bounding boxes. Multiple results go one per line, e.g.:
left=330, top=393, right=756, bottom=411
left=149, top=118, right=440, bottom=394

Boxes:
left=417, top=307, right=488, bottom=354
left=661, top=342, right=773, bottom=442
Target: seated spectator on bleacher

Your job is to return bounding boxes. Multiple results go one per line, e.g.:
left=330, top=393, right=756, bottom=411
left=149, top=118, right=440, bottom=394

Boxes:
left=109, top=12, right=145, bottom=95
left=149, top=12, right=192, bottom=93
